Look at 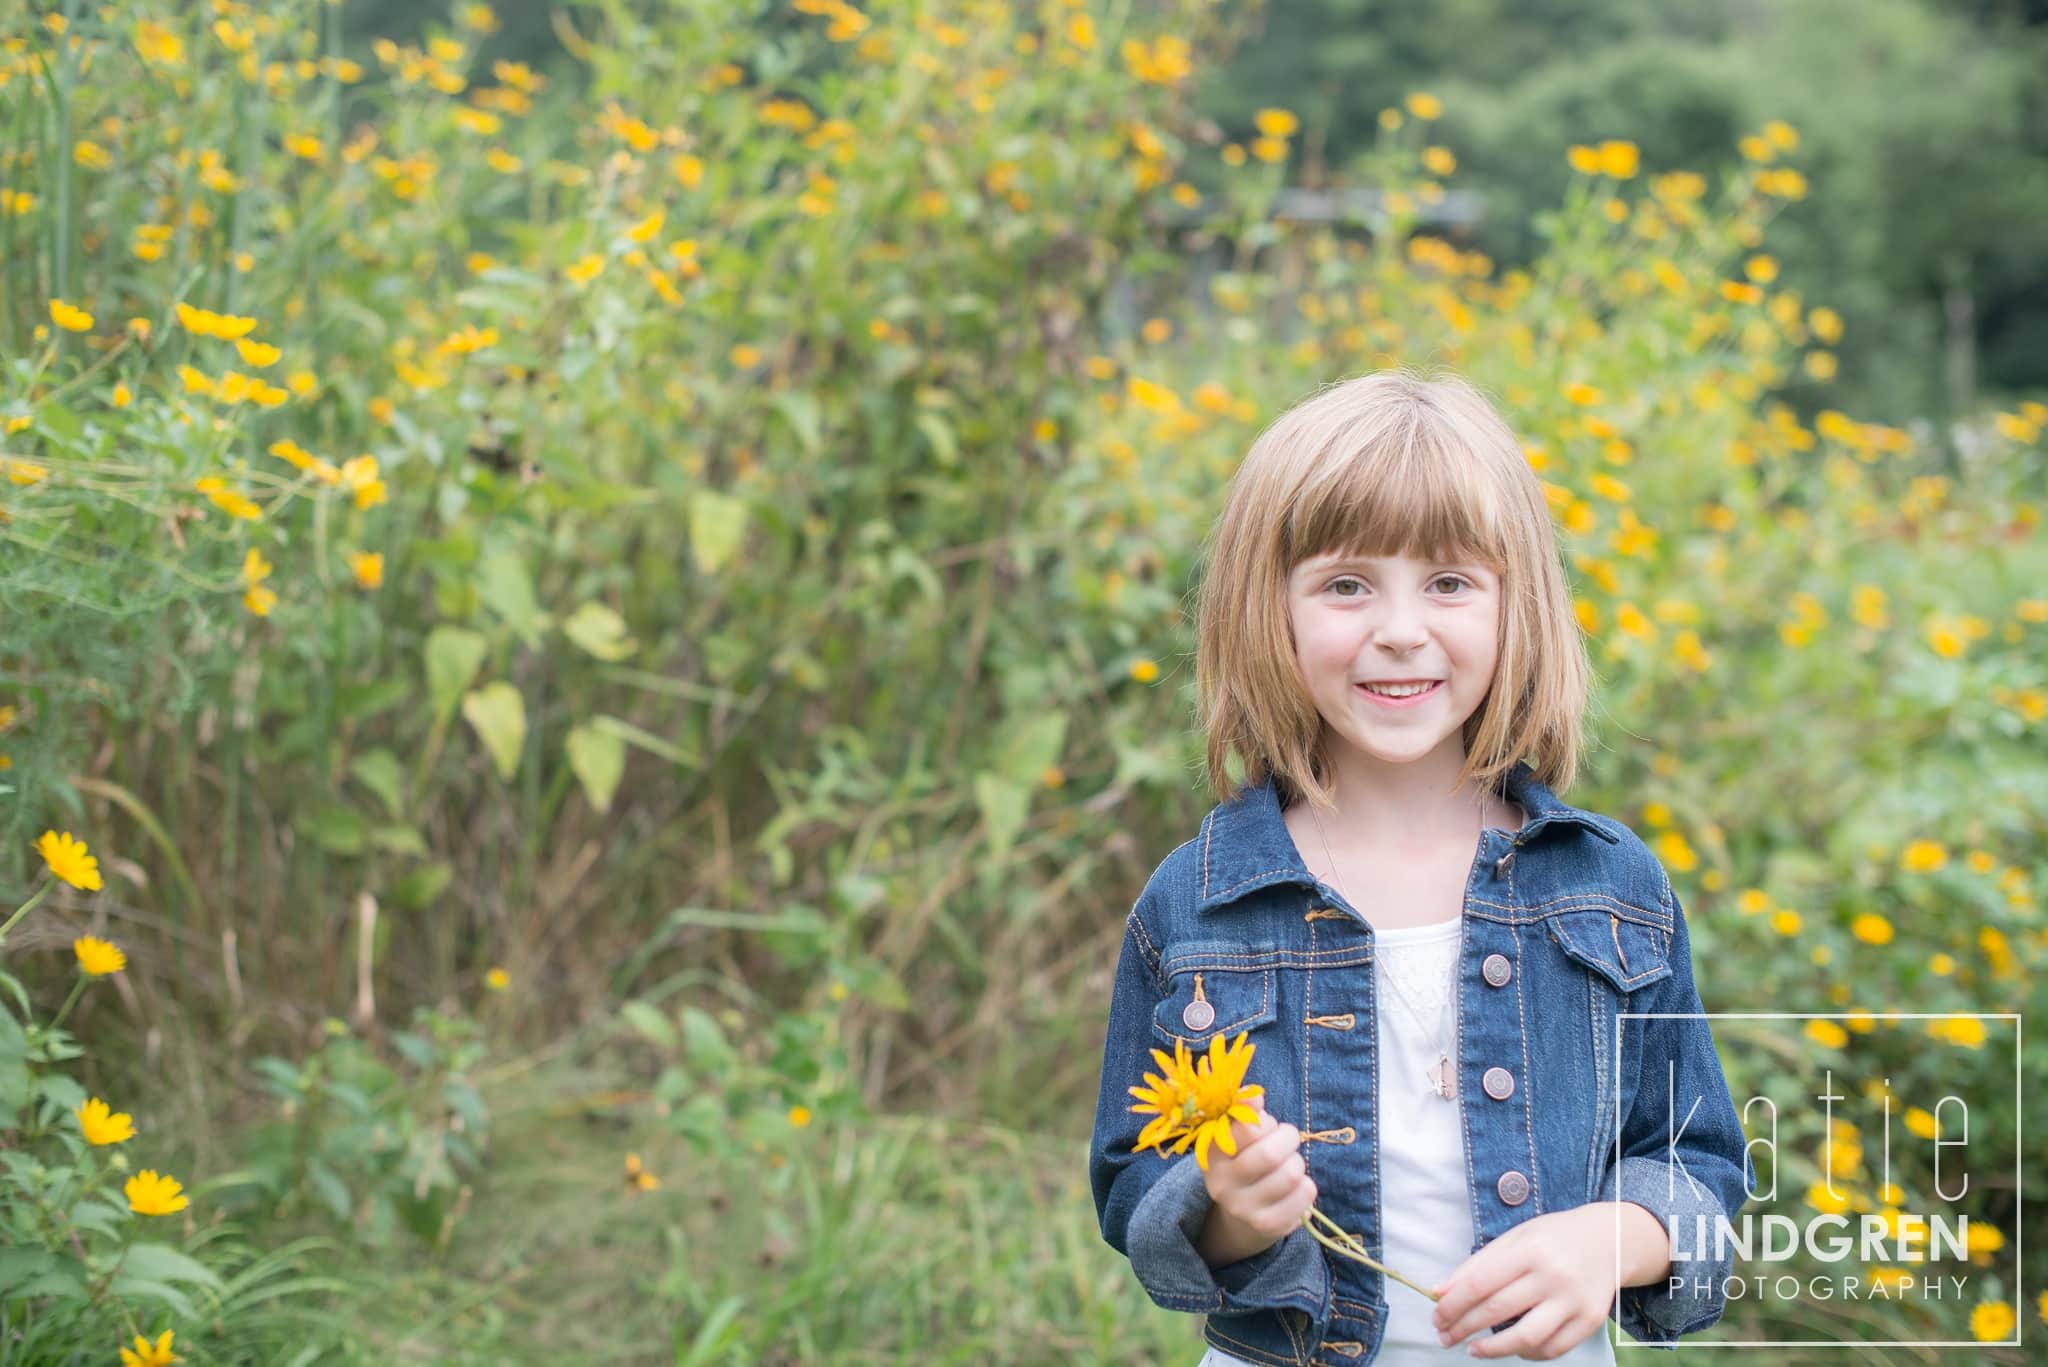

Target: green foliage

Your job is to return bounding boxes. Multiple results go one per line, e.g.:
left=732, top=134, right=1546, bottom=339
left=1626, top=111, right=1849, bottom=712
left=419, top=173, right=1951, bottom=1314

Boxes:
left=229, top=1010, right=491, bottom=1250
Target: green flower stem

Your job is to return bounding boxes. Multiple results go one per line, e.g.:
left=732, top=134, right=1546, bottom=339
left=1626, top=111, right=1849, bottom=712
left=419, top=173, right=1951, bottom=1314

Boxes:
left=1301, top=1206, right=1442, bottom=1303
left=0, top=878, right=54, bottom=945
left=48, top=973, right=89, bottom=1030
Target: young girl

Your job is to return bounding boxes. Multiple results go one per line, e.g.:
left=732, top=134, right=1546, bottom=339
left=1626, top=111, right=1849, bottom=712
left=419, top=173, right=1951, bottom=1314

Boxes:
left=1088, top=370, right=1752, bottom=1366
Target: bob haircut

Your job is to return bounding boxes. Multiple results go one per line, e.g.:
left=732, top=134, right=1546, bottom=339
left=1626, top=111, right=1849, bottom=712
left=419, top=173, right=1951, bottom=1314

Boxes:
left=1194, top=367, right=1590, bottom=811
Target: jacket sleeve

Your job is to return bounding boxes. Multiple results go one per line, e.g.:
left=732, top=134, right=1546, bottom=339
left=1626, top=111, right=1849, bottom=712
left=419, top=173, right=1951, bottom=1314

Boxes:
left=1598, top=869, right=1754, bottom=1345
left=1087, top=891, right=1332, bottom=1323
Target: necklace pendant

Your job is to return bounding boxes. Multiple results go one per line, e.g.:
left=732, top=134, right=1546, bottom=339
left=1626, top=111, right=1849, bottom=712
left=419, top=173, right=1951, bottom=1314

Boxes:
left=1427, top=1052, right=1454, bottom=1100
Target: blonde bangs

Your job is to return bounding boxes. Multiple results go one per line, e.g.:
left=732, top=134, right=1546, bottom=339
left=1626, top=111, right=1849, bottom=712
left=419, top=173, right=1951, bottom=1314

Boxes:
left=1282, top=412, right=1514, bottom=576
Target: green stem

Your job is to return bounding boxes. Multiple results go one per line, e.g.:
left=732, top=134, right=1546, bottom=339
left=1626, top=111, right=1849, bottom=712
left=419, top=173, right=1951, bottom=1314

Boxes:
left=1302, top=1206, right=1442, bottom=1303
left=47, top=973, right=88, bottom=1030
left=0, top=878, right=53, bottom=945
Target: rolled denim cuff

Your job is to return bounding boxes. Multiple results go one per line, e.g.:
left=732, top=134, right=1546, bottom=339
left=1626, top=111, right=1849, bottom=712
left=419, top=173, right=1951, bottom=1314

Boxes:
left=1125, top=1156, right=1332, bottom=1322
left=1602, top=1153, right=1734, bottom=1344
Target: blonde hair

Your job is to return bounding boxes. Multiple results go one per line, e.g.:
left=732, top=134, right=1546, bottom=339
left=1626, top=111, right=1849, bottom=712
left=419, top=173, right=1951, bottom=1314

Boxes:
left=1194, top=367, right=1590, bottom=809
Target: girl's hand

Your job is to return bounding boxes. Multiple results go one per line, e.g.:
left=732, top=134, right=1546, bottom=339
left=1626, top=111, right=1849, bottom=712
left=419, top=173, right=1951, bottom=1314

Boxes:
left=1430, top=1202, right=1663, bottom=1359
left=1200, top=1095, right=1318, bottom=1250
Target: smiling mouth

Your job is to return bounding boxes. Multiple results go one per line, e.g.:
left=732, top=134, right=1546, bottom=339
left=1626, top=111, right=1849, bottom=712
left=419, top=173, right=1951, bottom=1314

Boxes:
left=1355, top=680, right=1443, bottom=702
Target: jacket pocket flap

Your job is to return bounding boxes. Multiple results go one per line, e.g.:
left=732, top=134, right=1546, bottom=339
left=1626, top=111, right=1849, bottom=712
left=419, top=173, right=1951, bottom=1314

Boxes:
left=1549, top=910, right=1673, bottom=992
left=1153, top=961, right=1277, bottom=1048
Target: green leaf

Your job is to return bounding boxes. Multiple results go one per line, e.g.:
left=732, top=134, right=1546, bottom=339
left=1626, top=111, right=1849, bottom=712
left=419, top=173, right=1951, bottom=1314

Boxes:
left=566, top=723, right=626, bottom=814
left=352, top=749, right=405, bottom=819
left=974, top=772, right=1029, bottom=863
left=478, top=548, right=545, bottom=643
left=0, top=1247, right=85, bottom=1299
left=368, top=825, right=427, bottom=856
left=305, top=805, right=366, bottom=856
left=914, top=411, right=958, bottom=466
left=105, top=1274, right=196, bottom=1317
left=425, top=626, right=487, bottom=723
left=619, top=1000, right=677, bottom=1050
left=396, top=863, right=454, bottom=909
left=461, top=683, right=527, bottom=780
left=117, top=1243, right=224, bottom=1293
left=688, top=490, right=749, bottom=575
left=563, top=601, right=638, bottom=662
left=771, top=391, right=823, bottom=455
left=593, top=714, right=696, bottom=768
left=998, top=710, right=1068, bottom=788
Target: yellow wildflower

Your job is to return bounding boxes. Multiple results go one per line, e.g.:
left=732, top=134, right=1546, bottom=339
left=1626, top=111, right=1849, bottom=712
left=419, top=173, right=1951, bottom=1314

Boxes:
left=118, top=1330, right=181, bottom=1367
left=38, top=830, right=104, bottom=891
left=73, top=935, right=125, bottom=975
left=124, top=1170, right=190, bottom=1216
left=49, top=299, right=94, bottom=332
left=76, top=1097, right=137, bottom=1146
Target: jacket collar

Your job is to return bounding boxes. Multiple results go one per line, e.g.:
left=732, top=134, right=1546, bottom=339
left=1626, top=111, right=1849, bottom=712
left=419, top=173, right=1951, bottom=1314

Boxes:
left=1196, top=759, right=1619, bottom=913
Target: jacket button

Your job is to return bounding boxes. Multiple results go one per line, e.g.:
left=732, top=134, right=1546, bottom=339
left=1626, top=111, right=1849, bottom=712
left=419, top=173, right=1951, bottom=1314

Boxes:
left=1483, top=1066, right=1516, bottom=1100
left=1491, top=848, right=1515, bottom=878
left=1496, top=1169, right=1530, bottom=1206
left=1481, top=953, right=1512, bottom=987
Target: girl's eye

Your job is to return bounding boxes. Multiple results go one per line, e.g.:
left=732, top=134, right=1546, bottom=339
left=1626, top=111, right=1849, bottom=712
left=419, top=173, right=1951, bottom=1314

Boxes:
left=1326, top=574, right=1471, bottom=596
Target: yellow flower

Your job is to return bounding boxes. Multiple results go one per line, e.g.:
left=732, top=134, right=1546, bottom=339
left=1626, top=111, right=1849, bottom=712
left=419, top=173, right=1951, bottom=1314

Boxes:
left=1849, top=912, right=1893, bottom=945
left=1970, top=1300, right=2015, bottom=1342
left=349, top=550, right=384, bottom=589
left=1903, top=1106, right=1937, bottom=1139
left=49, top=299, right=94, bottom=332
left=1762, top=119, right=1799, bottom=150
left=37, top=830, right=104, bottom=892
left=730, top=344, right=762, bottom=369
left=235, top=339, right=280, bottom=368
left=1803, top=1019, right=1848, bottom=1049
left=1769, top=909, right=1801, bottom=936
left=1597, top=140, right=1639, bottom=178
left=1564, top=381, right=1603, bottom=407
left=1900, top=839, right=1948, bottom=872
left=339, top=456, right=387, bottom=510
left=1130, top=659, right=1160, bottom=683
left=565, top=254, right=606, bottom=286
left=119, top=1330, right=181, bottom=1367
left=1130, top=1030, right=1265, bottom=1170
left=1421, top=145, right=1456, bottom=177
left=75, top=1096, right=137, bottom=1146
left=125, top=1169, right=190, bottom=1216
left=484, top=966, right=509, bottom=991
left=1253, top=108, right=1299, bottom=139
left=73, top=935, right=126, bottom=975
left=112, top=383, right=133, bottom=408
left=1804, top=1179, right=1850, bottom=1215
left=788, top=1104, right=812, bottom=1127
left=627, top=208, right=665, bottom=244
left=1404, top=91, right=1442, bottom=120
left=2036, top=1289, right=2048, bottom=1328
left=623, top=1151, right=659, bottom=1191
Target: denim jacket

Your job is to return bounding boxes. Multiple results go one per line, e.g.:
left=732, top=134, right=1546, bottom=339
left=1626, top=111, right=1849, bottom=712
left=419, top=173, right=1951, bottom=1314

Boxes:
left=1088, top=761, right=1753, bottom=1366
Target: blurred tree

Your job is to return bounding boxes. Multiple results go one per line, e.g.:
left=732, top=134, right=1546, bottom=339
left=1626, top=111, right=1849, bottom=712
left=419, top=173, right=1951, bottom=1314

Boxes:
left=1199, top=0, right=2048, bottom=424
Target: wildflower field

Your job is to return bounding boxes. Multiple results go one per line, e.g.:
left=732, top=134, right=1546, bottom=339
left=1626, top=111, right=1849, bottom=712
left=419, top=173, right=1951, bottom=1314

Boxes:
left=1, top=0, right=2043, bottom=1362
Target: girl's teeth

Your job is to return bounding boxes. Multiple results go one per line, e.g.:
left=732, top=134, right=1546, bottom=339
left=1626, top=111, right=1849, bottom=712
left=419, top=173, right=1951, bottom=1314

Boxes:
left=1362, top=682, right=1436, bottom=697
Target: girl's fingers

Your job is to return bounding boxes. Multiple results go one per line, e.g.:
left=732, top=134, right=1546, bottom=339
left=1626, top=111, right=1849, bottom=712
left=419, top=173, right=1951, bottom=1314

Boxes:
left=1438, top=1269, right=1543, bottom=1347
left=1468, top=1300, right=1566, bottom=1360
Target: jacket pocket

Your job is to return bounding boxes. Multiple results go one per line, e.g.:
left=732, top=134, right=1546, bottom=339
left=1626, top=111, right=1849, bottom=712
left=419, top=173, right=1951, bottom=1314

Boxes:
left=1548, top=909, right=1673, bottom=992
left=1153, top=956, right=1279, bottom=1050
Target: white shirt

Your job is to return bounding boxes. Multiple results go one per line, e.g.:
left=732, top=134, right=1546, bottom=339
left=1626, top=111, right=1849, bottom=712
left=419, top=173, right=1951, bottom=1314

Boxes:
left=1197, top=917, right=1616, bottom=1366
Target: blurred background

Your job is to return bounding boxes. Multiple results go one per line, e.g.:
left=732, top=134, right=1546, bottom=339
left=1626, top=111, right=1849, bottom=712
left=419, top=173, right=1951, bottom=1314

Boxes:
left=0, top=0, right=2042, bottom=1361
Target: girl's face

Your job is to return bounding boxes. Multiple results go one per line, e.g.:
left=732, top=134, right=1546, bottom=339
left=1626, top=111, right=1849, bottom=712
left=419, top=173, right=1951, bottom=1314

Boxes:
left=1285, top=551, right=1502, bottom=768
